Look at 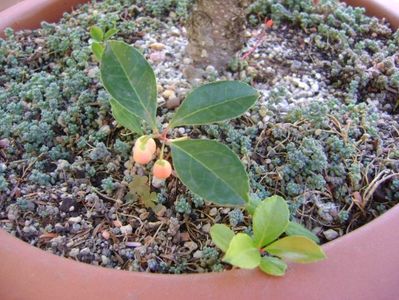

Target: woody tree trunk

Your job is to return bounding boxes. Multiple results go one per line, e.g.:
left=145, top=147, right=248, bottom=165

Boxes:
left=186, top=0, right=248, bottom=71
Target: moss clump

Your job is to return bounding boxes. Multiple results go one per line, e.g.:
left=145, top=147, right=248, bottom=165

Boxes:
left=249, top=0, right=399, bottom=110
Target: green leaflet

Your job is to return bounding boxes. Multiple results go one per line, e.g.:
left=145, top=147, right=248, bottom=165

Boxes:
left=253, top=196, right=289, bottom=248
left=100, top=41, right=157, bottom=129
left=110, top=98, right=143, bottom=135
left=265, top=236, right=327, bottom=263
left=223, top=233, right=260, bottom=269
left=169, top=81, right=258, bottom=128
left=91, top=42, right=104, bottom=61
left=170, top=139, right=249, bottom=206
left=104, top=28, right=119, bottom=40
left=90, top=26, right=103, bottom=42
left=259, top=256, right=287, bottom=276
left=210, top=224, right=235, bottom=252
left=285, top=221, right=320, bottom=244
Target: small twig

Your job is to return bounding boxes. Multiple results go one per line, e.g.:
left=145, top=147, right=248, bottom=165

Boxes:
left=241, top=19, right=273, bottom=60
left=92, top=187, right=120, bottom=203
left=362, top=171, right=399, bottom=208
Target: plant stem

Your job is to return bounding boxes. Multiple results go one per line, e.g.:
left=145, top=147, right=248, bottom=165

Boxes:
left=159, top=142, right=165, bottom=160
left=167, top=136, right=189, bottom=143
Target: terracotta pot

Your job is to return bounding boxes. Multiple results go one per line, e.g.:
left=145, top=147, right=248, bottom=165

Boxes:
left=0, top=0, right=89, bottom=36
left=344, top=0, right=399, bottom=29
left=0, top=0, right=24, bottom=12
left=0, top=1, right=399, bottom=299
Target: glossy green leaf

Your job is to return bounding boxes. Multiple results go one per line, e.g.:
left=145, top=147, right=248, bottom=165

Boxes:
left=110, top=98, right=143, bottom=135
left=90, top=26, right=103, bottom=42
left=223, top=233, right=260, bottom=269
left=259, top=256, right=287, bottom=276
left=265, top=236, right=327, bottom=263
left=101, top=41, right=157, bottom=129
left=169, top=81, right=258, bottom=128
left=285, top=221, right=320, bottom=244
left=91, top=42, right=104, bottom=61
left=210, top=224, right=235, bottom=253
left=104, top=28, right=119, bottom=40
left=253, top=196, right=289, bottom=248
left=170, top=139, right=249, bottom=206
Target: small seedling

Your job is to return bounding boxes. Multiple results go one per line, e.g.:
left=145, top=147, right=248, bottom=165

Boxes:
left=210, top=196, right=326, bottom=276
left=127, top=175, right=157, bottom=208
left=97, top=39, right=259, bottom=206
left=89, top=26, right=119, bottom=61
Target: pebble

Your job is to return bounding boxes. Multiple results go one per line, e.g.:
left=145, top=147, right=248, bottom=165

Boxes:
left=209, top=208, right=218, bottom=217
left=69, top=248, right=79, bottom=257
left=87, top=66, right=99, bottom=78
left=113, top=220, right=122, bottom=227
left=182, top=57, right=192, bottom=65
left=54, top=223, right=64, bottom=233
left=101, top=255, right=110, bottom=265
left=162, top=89, right=176, bottom=99
left=193, top=250, right=203, bottom=259
left=102, top=230, right=110, bottom=240
left=259, top=107, right=267, bottom=118
left=120, top=224, right=133, bottom=235
left=68, top=216, right=82, bottom=223
left=201, top=223, right=211, bottom=233
left=184, top=241, right=198, bottom=253
left=246, top=66, right=257, bottom=77
left=126, top=241, right=142, bottom=248
left=0, top=138, right=10, bottom=148
left=205, top=65, right=216, bottom=74
left=311, top=82, right=320, bottom=93
left=165, top=96, right=181, bottom=109
left=149, top=42, right=166, bottom=51
left=290, top=60, right=302, bottom=71
left=262, top=116, right=270, bottom=123
left=170, top=27, right=180, bottom=36
left=80, top=247, right=91, bottom=256
left=149, top=51, right=165, bottom=63
left=323, top=229, right=339, bottom=241
left=7, top=211, right=17, bottom=221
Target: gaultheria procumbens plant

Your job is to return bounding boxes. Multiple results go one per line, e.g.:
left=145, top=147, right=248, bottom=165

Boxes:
left=99, top=40, right=258, bottom=206
left=210, top=196, right=326, bottom=276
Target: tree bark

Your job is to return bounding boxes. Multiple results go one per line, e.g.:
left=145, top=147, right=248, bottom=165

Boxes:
left=186, top=0, right=248, bottom=71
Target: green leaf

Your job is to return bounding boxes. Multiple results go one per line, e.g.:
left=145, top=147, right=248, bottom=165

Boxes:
left=170, top=139, right=249, bottom=206
left=253, top=196, right=289, bottom=248
left=91, top=42, right=104, bottom=61
left=90, top=26, right=104, bottom=42
left=246, top=197, right=261, bottom=216
left=259, top=256, right=287, bottom=276
left=169, top=81, right=258, bottom=128
left=110, top=98, right=143, bottom=134
left=128, top=176, right=156, bottom=209
left=285, top=221, right=320, bottom=244
left=265, top=236, right=327, bottom=263
left=223, top=233, right=260, bottom=269
left=210, top=224, right=235, bottom=253
left=104, top=28, right=119, bottom=40
left=101, top=41, right=157, bottom=129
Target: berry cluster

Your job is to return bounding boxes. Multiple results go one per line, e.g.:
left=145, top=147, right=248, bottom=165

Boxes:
left=132, top=135, right=172, bottom=180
